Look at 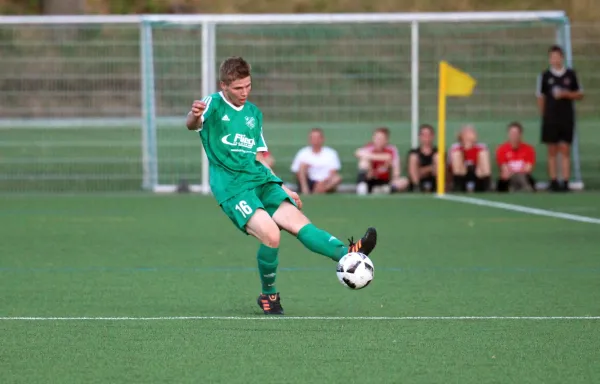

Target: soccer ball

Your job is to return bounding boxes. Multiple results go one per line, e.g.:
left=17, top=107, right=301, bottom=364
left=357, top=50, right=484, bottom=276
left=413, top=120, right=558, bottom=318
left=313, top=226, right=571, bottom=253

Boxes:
left=336, top=252, right=374, bottom=290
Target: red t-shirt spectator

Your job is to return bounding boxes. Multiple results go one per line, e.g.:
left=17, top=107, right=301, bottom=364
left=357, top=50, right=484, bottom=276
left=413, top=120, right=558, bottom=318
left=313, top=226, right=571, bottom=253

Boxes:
left=449, top=142, right=487, bottom=167
left=361, top=143, right=399, bottom=181
left=496, top=142, right=536, bottom=173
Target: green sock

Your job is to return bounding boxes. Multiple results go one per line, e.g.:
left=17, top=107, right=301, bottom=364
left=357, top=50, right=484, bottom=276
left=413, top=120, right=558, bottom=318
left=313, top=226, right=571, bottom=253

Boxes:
left=297, top=223, right=348, bottom=262
left=257, top=245, right=279, bottom=294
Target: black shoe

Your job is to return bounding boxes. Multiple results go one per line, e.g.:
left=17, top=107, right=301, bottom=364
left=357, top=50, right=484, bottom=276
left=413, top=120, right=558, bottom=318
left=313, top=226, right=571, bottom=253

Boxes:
left=347, top=227, right=377, bottom=256
left=257, top=293, right=284, bottom=315
left=561, top=180, right=570, bottom=192
left=548, top=179, right=560, bottom=192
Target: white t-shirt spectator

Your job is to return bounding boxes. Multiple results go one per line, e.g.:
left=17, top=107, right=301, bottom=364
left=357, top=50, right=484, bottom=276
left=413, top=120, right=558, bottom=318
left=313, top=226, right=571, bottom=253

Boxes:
left=290, top=146, right=341, bottom=182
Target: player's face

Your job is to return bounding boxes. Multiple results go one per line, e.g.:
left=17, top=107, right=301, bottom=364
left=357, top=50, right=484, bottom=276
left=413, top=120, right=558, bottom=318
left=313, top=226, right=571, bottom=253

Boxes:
left=372, top=132, right=388, bottom=149
left=549, top=51, right=564, bottom=69
left=309, top=131, right=324, bottom=149
left=220, top=76, right=251, bottom=107
left=419, top=128, right=434, bottom=147
left=508, top=126, right=521, bottom=146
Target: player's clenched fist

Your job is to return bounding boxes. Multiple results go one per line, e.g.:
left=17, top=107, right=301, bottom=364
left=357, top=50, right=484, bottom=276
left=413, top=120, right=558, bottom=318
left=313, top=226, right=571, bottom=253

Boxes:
left=191, top=100, right=206, bottom=117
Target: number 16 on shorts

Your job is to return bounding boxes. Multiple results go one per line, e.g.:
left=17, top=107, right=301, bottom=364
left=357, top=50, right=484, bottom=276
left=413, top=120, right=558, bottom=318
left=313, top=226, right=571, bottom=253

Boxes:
left=221, top=194, right=262, bottom=233
left=235, top=200, right=253, bottom=218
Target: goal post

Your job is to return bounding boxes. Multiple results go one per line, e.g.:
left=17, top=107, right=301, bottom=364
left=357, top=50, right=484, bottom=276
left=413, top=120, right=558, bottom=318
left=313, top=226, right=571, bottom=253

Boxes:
left=139, top=11, right=575, bottom=193
left=0, top=11, right=581, bottom=193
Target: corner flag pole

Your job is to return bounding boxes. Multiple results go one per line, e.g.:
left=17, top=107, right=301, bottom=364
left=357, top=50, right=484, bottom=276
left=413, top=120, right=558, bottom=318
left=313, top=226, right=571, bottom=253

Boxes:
left=436, top=61, right=476, bottom=196
left=437, top=62, right=448, bottom=196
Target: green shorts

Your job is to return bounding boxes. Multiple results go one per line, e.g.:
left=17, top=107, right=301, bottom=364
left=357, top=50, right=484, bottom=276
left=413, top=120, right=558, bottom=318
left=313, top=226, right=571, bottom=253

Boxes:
left=220, top=182, right=296, bottom=234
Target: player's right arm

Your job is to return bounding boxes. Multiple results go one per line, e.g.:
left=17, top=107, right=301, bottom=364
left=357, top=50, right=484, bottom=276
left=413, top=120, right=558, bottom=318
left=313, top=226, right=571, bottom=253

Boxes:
left=186, top=97, right=213, bottom=131
left=407, top=151, right=420, bottom=183
left=186, top=100, right=205, bottom=130
left=536, top=73, right=545, bottom=115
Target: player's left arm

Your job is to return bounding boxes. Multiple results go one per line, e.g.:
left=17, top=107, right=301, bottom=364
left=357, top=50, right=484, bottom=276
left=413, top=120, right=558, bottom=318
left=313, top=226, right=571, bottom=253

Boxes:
left=561, top=70, right=584, bottom=100
left=327, top=150, right=343, bottom=181
left=255, top=117, right=302, bottom=209
left=391, top=146, right=401, bottom=179
left=523, top=145, right=536, bottom=173
left=360, top=152, right=393, bottom=162
left=496, top=146, right=511, bottom=178
left=254, top=119, right=275, bottom=174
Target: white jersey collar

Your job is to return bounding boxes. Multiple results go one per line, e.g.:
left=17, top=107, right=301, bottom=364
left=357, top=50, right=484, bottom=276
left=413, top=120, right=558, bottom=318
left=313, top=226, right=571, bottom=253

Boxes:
left=550, top=67, right=567, bottom=77
left=219, top=91, right=244, bottom=111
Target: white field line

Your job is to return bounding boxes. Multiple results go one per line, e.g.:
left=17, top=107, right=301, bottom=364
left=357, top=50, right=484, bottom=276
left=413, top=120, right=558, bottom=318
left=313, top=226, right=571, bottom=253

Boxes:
left=0, top=316, right=599, bottom=321
left=438, top=194, right=600, bottom=225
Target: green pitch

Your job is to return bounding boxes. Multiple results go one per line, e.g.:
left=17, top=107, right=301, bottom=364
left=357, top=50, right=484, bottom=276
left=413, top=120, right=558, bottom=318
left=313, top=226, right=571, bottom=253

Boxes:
left=1, top=193, right=599, bottom=383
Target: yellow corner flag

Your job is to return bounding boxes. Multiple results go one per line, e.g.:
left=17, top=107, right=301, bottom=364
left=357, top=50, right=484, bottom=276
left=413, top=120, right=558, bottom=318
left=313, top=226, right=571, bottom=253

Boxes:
left=437, top=61, right=476, bottom=195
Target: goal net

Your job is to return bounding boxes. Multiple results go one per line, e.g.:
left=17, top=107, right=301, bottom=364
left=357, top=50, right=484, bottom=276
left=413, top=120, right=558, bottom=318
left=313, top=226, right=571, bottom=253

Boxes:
left=0, top=12, right=580, bottom=193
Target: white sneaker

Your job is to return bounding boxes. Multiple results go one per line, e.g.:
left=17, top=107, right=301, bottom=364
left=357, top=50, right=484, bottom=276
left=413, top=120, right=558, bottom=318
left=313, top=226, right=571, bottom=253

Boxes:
left=356, top=182, right=369, bottom=195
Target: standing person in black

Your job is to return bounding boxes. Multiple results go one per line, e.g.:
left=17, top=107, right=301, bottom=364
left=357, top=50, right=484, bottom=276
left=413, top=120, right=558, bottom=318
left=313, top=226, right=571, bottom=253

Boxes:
left=536, top=45, right=584, bottom=191
left=407, top=124, right=438, bottom=192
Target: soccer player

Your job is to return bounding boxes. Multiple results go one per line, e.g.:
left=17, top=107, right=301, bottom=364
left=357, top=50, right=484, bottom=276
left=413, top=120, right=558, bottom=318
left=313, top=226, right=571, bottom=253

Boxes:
left=407, top=124, right=438, bottom=192
left=355, top=127, right=408, bottom=195
left=448, top=125, right=491, bottom=192
left=537, top=45, right=584, bottom=192
left=495, top=122, right=536, bottom=192
left=185, top=57, right=377, bottom=315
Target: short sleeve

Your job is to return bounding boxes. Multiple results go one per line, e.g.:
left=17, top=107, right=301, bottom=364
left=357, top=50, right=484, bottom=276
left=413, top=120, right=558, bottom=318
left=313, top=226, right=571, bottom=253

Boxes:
left=526, top=145, right=536, bottom=165
left=570, top=69, right=582, bottom=92
left=536, top=73, right=544, bottom=97
left=331, top=149, right=341, bottom=171
left=193, top=95, right=214, bottom=132
left=290, top=148, right=307, bottom=172
left=256, top=114, right=268, bottom=152
left=256, top=130, right=268, bottom=152
left=496, top=145, right=506, bottom=166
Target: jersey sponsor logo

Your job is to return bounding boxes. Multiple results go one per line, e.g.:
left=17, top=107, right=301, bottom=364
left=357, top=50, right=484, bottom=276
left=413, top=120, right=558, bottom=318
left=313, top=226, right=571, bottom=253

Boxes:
left=508, top=160, right=525, bottom=172
left=245, top=116, right=256, bottom=129
left=222, top=115, right=230, bottom=121
left=221, top=133, right=256, bottom=149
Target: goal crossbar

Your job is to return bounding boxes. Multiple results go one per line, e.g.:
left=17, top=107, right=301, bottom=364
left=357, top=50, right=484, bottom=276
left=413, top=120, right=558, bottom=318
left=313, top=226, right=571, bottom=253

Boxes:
left=0, top=11, right=567, bottom=25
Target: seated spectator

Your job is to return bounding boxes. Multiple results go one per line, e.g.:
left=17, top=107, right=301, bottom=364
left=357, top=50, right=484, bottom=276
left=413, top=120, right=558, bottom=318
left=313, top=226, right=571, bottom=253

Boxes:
left=355, top=127, right=409, bottom=195
left=496, top=122, right=536, bottom=192
left=291, top=128, right=342, bottom=194
left=449, top=124, right=491, bottom=192
left=408, top=124, right=438, bottom=192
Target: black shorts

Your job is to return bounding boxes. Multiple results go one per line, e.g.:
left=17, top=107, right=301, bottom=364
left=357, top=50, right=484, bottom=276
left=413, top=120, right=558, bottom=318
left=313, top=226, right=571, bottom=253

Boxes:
left=367, top=178, right=390, bottom=192
left=298, top=178, right=337, bottom=194
left=496, top=173, right=536, bottom=192
left=452, top=166, right=488, bottom=192
left=541, top=122, right=574, bottom=144
left=408, top=176, right=436, bottom=192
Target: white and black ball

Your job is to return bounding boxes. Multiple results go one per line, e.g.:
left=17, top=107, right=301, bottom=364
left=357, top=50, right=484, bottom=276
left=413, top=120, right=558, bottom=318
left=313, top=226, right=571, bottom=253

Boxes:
left=336, top=252, right=374, bottom=289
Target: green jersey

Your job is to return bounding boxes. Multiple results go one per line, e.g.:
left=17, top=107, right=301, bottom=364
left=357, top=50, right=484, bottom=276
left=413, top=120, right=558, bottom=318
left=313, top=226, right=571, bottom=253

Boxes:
left=195, top=92, right=281, bottom=204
